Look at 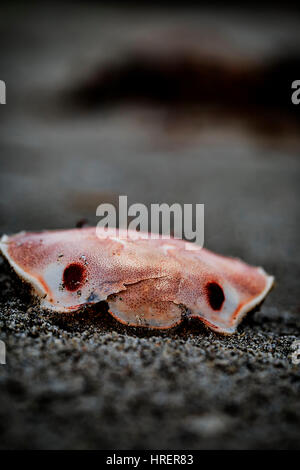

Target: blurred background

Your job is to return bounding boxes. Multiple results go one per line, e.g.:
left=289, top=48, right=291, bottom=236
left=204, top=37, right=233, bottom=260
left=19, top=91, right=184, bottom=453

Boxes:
left=1, top=1, right=300, bottom=308
left=0, top=1, right=299, bottom=450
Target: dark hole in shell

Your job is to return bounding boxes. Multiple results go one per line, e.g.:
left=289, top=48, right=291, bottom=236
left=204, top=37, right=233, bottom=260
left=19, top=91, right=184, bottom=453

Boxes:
left=63, top=263, right=86, bottom=292
left=206, top=282, right=225, bottom=311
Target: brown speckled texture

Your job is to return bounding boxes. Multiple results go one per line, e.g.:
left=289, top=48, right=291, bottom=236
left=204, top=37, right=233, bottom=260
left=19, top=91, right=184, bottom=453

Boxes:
left=1, top=228, right=273, bottom=333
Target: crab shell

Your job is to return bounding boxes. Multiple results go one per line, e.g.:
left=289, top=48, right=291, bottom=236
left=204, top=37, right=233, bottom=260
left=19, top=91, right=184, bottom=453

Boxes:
left=0, top=228, right=274, bottom=334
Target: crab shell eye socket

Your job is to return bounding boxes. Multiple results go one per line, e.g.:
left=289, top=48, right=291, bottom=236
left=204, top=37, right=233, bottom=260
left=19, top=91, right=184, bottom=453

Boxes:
left=205, top=282, right=225, bottom=310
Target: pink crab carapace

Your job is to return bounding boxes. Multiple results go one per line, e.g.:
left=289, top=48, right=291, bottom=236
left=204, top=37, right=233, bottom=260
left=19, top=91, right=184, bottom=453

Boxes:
left=0, top=227, right=274, bottom=334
